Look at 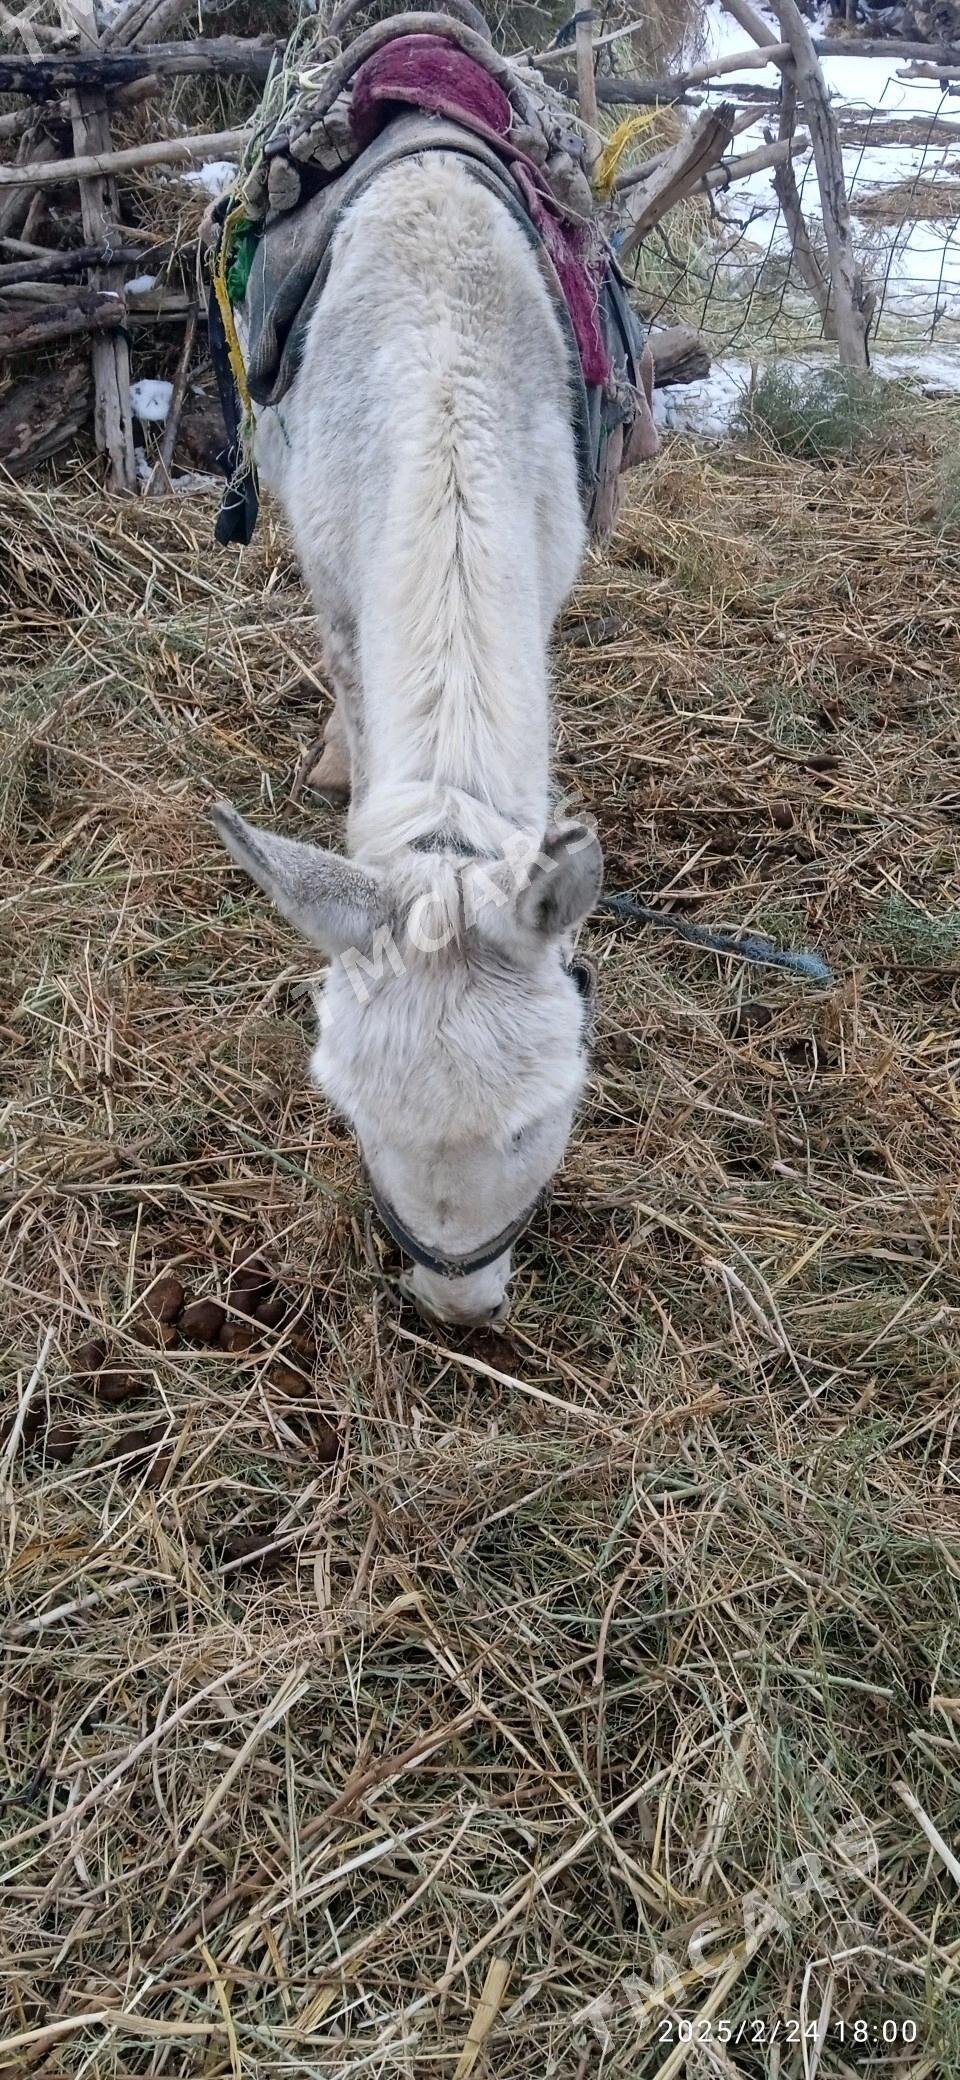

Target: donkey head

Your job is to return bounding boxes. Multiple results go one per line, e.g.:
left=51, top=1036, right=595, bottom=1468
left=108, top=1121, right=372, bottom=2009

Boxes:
left=211, top=803, right=601, bottom=1324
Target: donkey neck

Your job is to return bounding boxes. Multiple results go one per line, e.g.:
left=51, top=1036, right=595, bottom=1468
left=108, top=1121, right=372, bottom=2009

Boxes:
left=351, top=325, right=554, bottom=843
left=357, top=576, right=552, bottom=842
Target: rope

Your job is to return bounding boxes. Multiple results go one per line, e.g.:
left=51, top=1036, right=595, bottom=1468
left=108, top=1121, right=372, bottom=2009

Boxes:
left=211, top=201, right=253, bottom=418
left=599, top=893, right=834, bottom=984
left=594, top=109, right=660, bottom=199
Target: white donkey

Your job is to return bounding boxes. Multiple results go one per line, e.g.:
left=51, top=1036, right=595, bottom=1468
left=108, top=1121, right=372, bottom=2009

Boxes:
left=212, top=152, right=602, bottom=1324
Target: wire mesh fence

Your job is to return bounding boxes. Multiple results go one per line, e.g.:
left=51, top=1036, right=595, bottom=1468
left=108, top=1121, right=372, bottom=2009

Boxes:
left=630, top=69, right=960, bottom=363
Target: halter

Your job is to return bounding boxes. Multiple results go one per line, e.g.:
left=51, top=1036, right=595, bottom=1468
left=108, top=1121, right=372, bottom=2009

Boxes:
left=368, top=1171, right=544, bottom=1279
left=368, top=950, right=595, bottom=1279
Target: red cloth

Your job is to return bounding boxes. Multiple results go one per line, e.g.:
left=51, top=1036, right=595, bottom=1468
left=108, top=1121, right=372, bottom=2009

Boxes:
left=350, top=35, right=514, bottom=146
left=349, top=35, right=609, bottom=387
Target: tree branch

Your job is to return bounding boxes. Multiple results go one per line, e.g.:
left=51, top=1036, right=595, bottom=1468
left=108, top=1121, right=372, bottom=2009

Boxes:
left=618, top=101, right=737, bottom=259
left=0, top=125, right=247, bottom=188
left=0, top=287, right=124, bottom=355
left=773, top=0, right=868, bottom=369
left=0, top=35, right=279, bottom=98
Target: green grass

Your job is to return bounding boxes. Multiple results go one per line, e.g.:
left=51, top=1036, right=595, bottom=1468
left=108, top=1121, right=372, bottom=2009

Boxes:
left=868, top=893, right=960, bottom=965
left=735, top=365, right=900, bottom=464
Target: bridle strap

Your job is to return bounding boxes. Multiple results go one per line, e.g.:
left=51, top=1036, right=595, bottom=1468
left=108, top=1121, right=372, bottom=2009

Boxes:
left=367, top=1173, right=541, bottom=1279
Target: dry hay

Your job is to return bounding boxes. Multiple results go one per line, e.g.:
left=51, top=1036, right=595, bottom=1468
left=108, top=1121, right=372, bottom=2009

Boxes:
left=856, top=174, right=960, bottom=224
left=2, top=431, right=960, bottom=2076
left=626, top=0, right=708, bottom=78
left=842, top=116, right=960, bottom=150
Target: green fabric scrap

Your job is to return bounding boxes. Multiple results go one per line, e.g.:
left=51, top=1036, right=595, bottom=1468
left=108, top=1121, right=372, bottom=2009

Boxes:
left=226, top=223, right=261, bottom=305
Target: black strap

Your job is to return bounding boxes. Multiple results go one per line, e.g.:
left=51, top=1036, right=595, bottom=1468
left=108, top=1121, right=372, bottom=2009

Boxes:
left=368, top=1172, right=541, bottom=1278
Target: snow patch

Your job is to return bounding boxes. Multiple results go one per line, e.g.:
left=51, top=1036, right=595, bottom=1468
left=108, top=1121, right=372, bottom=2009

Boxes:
left=702, top=0, right=960, bottom=118
left=130, top=379, right=173, bottom=423
left=655, top=347, right=960, bottom=440
left=655, top=359, right=755, bottom=438
left=873, top=345, right=960, bottom=383
left=135, top=445, right=221, bottom=494
left=180, top=160, right=238, bottom=197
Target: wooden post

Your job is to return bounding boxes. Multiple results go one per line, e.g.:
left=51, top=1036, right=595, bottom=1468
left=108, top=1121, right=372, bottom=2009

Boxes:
left=773, top=0, right=868, bottom=368
left=769, top=78, right=834, bottom=337
left=0, top=126, right=248, bottom=187
left=574, top=7, right=602, bottom=178
left=58, top=0, right=137, bottom=490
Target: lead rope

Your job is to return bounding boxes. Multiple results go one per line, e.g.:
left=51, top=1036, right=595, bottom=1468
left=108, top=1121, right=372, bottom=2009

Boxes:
left=211, top=201, right=254, bottom=417
left=598, top=893, right=834, bottom=985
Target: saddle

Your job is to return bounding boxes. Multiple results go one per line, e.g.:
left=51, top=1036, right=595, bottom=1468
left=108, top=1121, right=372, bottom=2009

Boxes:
left=209, top=5, right=658, bottom=546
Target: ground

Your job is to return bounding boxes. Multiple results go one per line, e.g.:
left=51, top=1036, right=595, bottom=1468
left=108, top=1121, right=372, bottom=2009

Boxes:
left=2, top=432, right=960, bottom=2078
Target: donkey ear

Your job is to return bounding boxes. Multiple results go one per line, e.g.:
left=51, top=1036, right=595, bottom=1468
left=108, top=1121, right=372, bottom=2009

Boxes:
left=513, top=823, right=603, bottom=940
left=210, top=801, right=387, bottom=957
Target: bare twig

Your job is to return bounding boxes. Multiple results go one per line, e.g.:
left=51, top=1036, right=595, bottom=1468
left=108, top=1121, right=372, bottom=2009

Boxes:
left=146, top=304, right=197, bottom=494
left=895, top=1781, right=960, bottom=1891
left=706, top=130, right=808, bottom=191
left=616, top=128, right=806, bottom=200
left=0, top=1325, right=54, bottom=1476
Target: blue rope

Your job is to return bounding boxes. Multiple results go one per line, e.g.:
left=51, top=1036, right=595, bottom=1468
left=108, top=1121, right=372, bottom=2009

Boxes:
left=599, top=893, right=834, bottom=985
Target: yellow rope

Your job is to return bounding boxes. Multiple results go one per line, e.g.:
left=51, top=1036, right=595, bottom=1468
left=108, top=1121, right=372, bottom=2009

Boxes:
left=595, top=109, right=660, bottom=200
left=212, top=200, right=253, bottom=416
